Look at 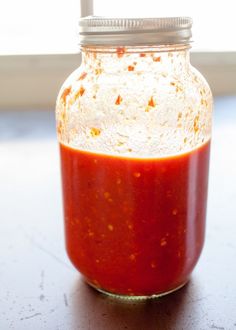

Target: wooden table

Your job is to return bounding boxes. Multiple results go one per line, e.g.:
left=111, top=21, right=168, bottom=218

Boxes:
left=1, top=97, right=236, bottom=330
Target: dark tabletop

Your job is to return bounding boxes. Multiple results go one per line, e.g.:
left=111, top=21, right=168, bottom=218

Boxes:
left=0, top=97, right=236, bottom=330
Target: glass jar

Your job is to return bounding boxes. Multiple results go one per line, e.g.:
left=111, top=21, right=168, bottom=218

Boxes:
left=56, top=17, right=212, bottom=299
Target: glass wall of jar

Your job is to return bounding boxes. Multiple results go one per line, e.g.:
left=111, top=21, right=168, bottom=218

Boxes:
left=56, top=17, right=213, bottom=299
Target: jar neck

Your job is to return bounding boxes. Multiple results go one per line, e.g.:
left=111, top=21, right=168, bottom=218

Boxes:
left=80, top=44, right=191, bottom=73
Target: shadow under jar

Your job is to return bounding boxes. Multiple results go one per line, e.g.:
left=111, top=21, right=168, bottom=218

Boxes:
left=56, top=17, right=213, bottom=299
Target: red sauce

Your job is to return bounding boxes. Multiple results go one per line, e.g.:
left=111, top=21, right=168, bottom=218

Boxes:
left=60, top=141, right=210, bottom=296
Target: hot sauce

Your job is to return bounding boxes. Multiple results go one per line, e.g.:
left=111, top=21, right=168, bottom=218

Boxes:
left=60, top=140, right=210, bottom=296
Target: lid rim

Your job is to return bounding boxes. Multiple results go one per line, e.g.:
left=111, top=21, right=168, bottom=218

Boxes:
left=78, top=16, right=193, bottom=46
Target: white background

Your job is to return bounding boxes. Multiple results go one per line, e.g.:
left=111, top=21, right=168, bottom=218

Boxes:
left=0, top=0, right=236, bottom=55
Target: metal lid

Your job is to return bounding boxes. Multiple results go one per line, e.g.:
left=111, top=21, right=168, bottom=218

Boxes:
left=78, top=16, right=192, bottom=46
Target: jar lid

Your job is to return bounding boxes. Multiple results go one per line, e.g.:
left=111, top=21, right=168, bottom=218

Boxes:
left=78, top=16, right=192, bottom=46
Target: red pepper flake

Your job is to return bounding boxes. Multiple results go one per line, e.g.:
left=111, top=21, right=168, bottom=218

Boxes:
left=117, top=141, right=125, bottom=147
left=176, top=85, right=183, bottom=93
left=75, top=86, right=86, bottom=99
left=95, top=68, right=103, bottom=75
left=78, top=72, right=87, bottom=80
left=116, top=47, right=126, bottom=58
left=160, top=238, right=167, bottom=246
left=170, top=81, right=183, bottom=92
left=78, top=86, right=85, bottom=97
left=61, top=86, right=71, bottom=104
left=90, top=127, right=101, bottom=137
left=178, top=112, right=182, bottom=120
left=148, top=96, right=156, bottom=107
left=140, top=53, right=146, bottom=57
left=172, top=208, right=178, bottom=215
left=108, top=224, right=114, bottom=231
left=194, top=115, right=199, bottom=133
left=128, top=65, right=135, bottom=71
left=57, top=122, right=62, bottom=135
left=104, top=192, right=110, bottom=199
left=153, top=56, right=161, bottom=62
left=115, top=95, right=123, bottom=105
left=150, top=261, right=157, bottom=268
left=61, top=111, right=66, bottom=121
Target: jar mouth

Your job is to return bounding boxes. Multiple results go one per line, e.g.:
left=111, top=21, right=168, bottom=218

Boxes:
left=78, top=16, right=192, bottom=46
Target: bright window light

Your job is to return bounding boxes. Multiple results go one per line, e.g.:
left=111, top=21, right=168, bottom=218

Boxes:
left=0, top=0, right=235, bottom=55
left=0, top=0, right=81, bottom=55
left=94, top=0, right=236, bottom=52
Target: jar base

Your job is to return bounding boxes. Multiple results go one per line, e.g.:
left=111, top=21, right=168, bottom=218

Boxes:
left=86, top=280, right=189, bottom=301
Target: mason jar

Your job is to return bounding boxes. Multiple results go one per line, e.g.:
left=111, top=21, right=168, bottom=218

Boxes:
left=56, top=17, right=213, bottom=299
